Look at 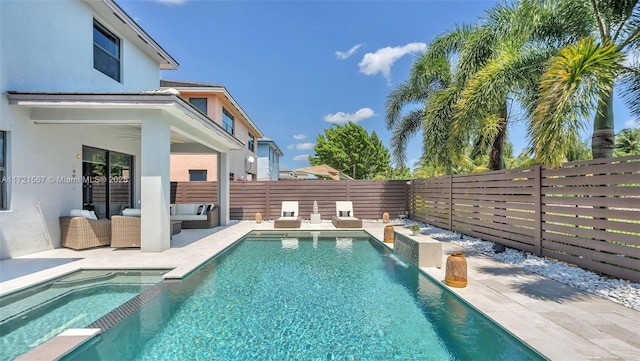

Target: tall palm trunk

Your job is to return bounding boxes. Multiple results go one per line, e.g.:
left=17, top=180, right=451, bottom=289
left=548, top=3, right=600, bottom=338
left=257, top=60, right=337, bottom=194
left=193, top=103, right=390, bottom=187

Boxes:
left=488, top=106, right=507, bottom=170
left=591, top=92, right=615, bottom=159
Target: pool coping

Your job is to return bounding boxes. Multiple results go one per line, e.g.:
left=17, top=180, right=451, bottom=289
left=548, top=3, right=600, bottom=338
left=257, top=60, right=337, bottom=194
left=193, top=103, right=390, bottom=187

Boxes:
left=2, top=220, right=639, bottom=361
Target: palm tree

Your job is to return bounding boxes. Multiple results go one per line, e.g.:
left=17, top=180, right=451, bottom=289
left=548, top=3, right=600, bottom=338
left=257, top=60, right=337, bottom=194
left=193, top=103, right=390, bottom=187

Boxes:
left=386, top=24, right=507, bottom=172
left=614, top=127, right=640, bottom=155
left=529, top=0, right=639, bottom=166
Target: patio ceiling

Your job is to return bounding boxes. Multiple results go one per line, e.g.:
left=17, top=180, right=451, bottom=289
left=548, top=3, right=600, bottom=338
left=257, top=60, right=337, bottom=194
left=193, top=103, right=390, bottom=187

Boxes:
left=6, top=91, right=244, bottom=153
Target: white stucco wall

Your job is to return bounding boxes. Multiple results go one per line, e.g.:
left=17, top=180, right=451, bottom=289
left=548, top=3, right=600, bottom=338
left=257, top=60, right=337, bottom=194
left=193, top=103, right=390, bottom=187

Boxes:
left=0, top=0, right=172, bottom=258
left=0, top=105, right=142, bottom=259
left=0, top=0, right=160, bottom=93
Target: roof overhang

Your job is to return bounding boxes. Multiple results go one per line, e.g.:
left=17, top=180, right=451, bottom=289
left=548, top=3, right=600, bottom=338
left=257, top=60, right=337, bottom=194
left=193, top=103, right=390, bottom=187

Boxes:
left=86, top=0, right=179, bottom=70
left=162, top=84, right=264, bottom=138
left=6, top=91, right=244, bottom=152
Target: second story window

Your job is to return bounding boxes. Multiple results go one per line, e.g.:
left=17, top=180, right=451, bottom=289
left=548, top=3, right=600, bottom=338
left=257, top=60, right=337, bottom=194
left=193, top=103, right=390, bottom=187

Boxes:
left=189, top=98, right=208, bottom=115
left=93, top=20, right=121, bottom=82
left=222, top=108, right=234, bottom=134
left=248, top=134, right=255, bottom=152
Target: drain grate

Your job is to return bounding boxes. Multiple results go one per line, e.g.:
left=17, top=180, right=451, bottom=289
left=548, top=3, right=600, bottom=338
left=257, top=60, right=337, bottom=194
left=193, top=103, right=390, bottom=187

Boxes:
left=87, top=281, right=171, bottom=332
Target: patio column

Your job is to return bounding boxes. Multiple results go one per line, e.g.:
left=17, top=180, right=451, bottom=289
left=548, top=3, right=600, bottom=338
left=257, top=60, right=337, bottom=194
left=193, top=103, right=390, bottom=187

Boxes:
left=140, top=118, right=171, bottom=252
left=218, top=151, right=229, bottom=226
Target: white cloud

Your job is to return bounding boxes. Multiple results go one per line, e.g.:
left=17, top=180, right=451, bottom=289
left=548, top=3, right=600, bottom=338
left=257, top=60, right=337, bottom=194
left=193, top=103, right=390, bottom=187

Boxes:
left=358, top=42, right=427, bottom=84
left=293, top=134, right=307, bottom=140
left=296, top=142, right=315, bottom=150
left=624, top=119, right=639, bottom=128
left=293, top=154, right=310, bottom=161
left=336, top=44, right=363, bottom=60
left=287, top=144, right=295, bottom=150
left=324, top=107, right=375, bottom=124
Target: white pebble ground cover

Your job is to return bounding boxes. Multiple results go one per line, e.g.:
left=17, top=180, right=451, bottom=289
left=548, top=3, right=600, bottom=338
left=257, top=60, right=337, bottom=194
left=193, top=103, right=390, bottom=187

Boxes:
left=404, top=221, right=640, bottom=311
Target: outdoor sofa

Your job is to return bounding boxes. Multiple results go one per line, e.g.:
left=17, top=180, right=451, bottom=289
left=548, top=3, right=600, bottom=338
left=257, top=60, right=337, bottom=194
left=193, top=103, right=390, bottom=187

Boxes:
left=170, top=203, right=219, bottom=229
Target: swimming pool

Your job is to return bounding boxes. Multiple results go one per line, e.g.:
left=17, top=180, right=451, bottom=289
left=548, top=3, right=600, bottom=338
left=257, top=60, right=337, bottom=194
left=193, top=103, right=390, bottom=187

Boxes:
left=64, top=232, right=545, bottom=360
left=0, top=269, right=168, bottom=360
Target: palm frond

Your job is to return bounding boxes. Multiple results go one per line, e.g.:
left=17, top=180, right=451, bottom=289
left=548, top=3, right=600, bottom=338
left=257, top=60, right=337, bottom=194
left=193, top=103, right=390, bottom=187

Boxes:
left=389, top=109, right=424, bottom=166
left=531, top=37, right=624, bottom=166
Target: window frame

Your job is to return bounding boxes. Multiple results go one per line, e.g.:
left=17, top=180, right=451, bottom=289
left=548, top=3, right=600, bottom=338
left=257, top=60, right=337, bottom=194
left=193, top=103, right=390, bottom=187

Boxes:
left=93, top=20, right=121, bottom=82
left=222, top=108, right=235, bottom=135
left=248, top=133, right=255, bottom=152
left=189, top=98, right=208, bottom=115
left=189, top=170, right=207, bottom=182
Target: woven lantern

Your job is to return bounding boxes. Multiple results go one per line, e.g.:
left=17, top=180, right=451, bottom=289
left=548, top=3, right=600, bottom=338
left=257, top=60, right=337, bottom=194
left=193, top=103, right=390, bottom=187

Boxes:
left=445, top=252, right=467, bottom=288
left=255, top=212, right=263, bottom=223
left=382, top=212, right=390, bottom=223
left=383, top=224, right=394, bottom=243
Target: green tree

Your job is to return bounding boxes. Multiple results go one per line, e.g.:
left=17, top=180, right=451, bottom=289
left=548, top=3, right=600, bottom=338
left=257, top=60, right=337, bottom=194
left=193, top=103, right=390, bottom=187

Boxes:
left=309, top=122, right=391, bottom=179
left=525, top=0, right=638, bottom=165
left=614, top=128, right=640, bottom=155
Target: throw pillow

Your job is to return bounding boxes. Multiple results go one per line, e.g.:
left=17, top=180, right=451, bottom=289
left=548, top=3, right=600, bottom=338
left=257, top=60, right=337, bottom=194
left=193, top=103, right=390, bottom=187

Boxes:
left=197, top=204, right=205, bottom=215
left=283, top=211, right=295, bottom=217
left=338, top=210, right=351, bottom=217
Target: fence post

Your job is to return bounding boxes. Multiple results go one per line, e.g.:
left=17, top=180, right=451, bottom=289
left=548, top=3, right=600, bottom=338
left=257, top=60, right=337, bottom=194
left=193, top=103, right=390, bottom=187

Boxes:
left=448, top=175, right=453, bottom=231
left=265, top=182, right=270, bottom=220
left=534, top=165, right=542, bottom=256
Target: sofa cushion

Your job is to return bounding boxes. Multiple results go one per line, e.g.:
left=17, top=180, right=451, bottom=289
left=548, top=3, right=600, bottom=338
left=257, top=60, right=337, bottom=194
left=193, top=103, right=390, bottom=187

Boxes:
left=176, top=204, right=198, bottom=215
left=70, top=209, right=98, bottom=220
left=122, top=208, right=141, bottom=217
left=170, top=204, right=176, bottom=215
left=171, top=214, right=208, bottom=221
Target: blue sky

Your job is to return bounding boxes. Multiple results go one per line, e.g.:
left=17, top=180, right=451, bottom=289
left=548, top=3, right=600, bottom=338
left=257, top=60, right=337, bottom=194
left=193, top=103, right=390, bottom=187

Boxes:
left=119, top=0, right=637, bottom=171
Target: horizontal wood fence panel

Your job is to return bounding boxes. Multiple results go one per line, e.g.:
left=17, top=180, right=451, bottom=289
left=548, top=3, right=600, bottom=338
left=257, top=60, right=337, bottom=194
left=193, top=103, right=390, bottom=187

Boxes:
left=451, top=216, right=534, bottom=243
left=541, top=196, right=640, bottom=209
left=541, top=242, right=639, bottom=274
left=542, top=160, right=639, bottom=178
left=227, top=180, right=407, bottom=221
left=542, top=205, right=640, bottom=222
left=452, top=209, right=536, bottom=229
left=541, top=186, right=638, bottom=197
left=542, top=173, right=639, bottom=186
left=171, top=182, right=218, bottom=204
left=542, top=232, right=640, bottom=258
left=411, top=155, right=640, bottom=282
left=542, top=213, right=640, bottom=236
left=543, top=222, right=638, bottom=244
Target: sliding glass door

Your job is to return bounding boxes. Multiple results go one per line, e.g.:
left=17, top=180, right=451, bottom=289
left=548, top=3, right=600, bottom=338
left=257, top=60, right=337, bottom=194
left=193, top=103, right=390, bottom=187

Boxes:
left=82, top=146, right=133, bottom=219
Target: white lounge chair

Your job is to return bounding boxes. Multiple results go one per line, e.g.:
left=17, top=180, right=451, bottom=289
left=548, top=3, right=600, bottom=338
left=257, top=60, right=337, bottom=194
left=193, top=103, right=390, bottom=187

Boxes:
left=274, top=201, right=302, bottom=228
left=331, top=201, right=363, bottom=228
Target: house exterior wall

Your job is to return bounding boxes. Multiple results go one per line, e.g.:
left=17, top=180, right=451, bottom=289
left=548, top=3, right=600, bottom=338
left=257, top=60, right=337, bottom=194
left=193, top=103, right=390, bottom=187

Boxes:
left=0, top=0, right=164, bottom=258
left=257, top=142, right=281, bottom=181
left=170, top=154, right=218, bottom=182
left=0, top=104, right=142, bottom=258
left=175, top=92, right=258, bottom=181
left=0, top=0, right=160, bottom=93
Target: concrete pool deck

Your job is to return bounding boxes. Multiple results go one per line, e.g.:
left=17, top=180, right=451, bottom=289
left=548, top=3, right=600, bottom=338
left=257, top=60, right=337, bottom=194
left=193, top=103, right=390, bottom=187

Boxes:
left=1, top=220, right=638, bottom=360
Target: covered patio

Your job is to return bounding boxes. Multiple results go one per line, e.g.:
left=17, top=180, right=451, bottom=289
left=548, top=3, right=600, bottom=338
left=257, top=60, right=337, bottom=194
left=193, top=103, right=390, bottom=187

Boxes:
left=6, top=90, right=243, bottom=252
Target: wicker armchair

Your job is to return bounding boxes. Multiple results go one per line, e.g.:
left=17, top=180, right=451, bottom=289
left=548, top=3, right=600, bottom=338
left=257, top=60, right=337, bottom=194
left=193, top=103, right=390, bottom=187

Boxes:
left=59, top=216, right=111, bottom=250
left=110, top=216, right=141, bottom=248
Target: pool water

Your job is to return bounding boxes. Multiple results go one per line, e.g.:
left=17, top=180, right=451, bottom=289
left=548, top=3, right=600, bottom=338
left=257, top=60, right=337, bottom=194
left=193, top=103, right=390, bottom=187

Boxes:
left=0, top=269, right=168, bottom=361
left=65, top=233, right=545, bottom=360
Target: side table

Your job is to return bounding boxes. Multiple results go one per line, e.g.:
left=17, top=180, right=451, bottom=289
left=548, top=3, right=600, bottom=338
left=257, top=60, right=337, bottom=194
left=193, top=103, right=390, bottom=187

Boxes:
left=310, top=213, right=321, bottom=224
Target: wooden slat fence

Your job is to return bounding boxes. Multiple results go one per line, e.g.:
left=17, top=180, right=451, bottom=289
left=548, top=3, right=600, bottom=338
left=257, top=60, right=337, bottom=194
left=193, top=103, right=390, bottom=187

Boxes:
left=410, top=155, right=640, bottom=282
left=171, top=180, right=408, bottom=221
